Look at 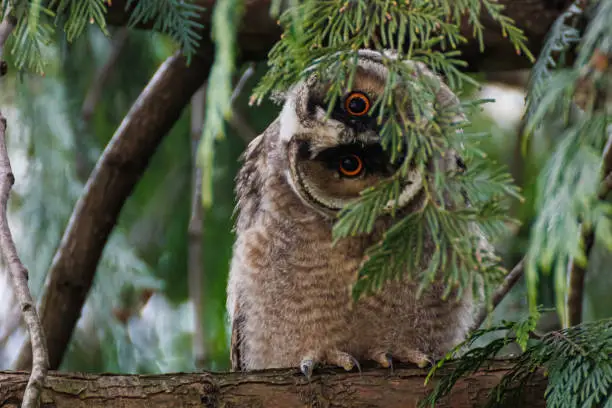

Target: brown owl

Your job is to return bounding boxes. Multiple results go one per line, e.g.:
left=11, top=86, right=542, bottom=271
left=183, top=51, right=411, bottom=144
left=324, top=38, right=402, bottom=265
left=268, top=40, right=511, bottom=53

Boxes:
left=227, top=49, right=484, bottom=377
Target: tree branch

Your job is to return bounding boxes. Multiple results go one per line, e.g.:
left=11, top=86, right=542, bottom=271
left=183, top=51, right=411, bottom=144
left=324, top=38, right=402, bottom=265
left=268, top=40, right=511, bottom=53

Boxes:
left=566, top=49, right=611, bottom=328
left=228, top=63, right=258, bottom=143
left=566, top=139, right=612, bottom=327
left=0, top=8, right=49, bottom=408
left=0, top=361, right=547, bottom=408
left=189, top=84, right=206, bottom=368
left=0, top=113, right=49, bottom=408
left=81, top=27, right=130, bottom=123
left=471, top=258, right=526, bottom=331
left=99, top=0, right=572, bottom=72
left=13, top=48, right=214, bottom=371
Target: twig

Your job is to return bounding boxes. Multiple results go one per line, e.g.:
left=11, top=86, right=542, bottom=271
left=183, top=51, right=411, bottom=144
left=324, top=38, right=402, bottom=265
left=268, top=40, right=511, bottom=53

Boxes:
left=0, top=114, right=49, bottom=407
left=14, top=48, right=214, bottom=371
left=81, top=27, right=129, bottom=123
left=565, top=51, right=611, bottom=328
left=76, top=27, right=130, bottom=182
left=228, top=108, right=258, bottom=143
left=228, top=64, right=258, bottom=143
left=471, top=258, right=525, bottom=331
left=189, top=84, right=206, bottom=368
left=0, top=11, right=16, bottom=74
left=230, top=63, right=255, bottom=103
left=0, top=302, right=21, bottom=348
left=0, top=9, right=48, bottom=408
left=566, top=134, right=612, bottom=327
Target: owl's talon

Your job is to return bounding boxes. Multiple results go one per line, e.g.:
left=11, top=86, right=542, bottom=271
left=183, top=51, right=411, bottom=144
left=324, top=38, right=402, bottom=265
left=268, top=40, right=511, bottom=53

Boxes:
left=326, top=350, right=360, bottom=373
left=397, top=349, right=433, bottom=369
left=350, top=355, right=362, bottom=375
left=370, top=350, right=394, bottom=374
left=300, top=358, right=315, bottom=379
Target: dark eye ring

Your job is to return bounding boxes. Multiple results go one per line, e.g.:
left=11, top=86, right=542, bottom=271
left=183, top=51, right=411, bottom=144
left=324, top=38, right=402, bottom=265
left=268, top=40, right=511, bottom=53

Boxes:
left=339, top=154, right=364, bottom=177
left=344, top=92, right=370, bottom=116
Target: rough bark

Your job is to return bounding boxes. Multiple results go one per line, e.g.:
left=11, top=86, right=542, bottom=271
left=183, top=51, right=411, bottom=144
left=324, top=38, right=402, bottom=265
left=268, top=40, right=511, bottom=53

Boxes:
left=0, top=362, right=547, bottom=408
left=100, top=0, right=572, bottom=72
left=13, top=48, right=214, bottom=371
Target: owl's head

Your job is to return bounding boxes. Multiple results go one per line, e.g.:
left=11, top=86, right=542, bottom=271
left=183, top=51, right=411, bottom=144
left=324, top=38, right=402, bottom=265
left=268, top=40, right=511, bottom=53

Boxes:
left=278, top=49, right=459, bottom=217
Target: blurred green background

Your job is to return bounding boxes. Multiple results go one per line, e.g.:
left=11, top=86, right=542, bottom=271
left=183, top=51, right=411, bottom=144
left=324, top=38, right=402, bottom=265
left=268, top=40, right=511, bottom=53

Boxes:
left=0, top=26, right=610, bottom=373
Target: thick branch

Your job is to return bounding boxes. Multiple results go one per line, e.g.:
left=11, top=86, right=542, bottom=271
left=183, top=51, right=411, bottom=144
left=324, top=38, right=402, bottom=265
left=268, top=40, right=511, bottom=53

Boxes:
left=13, top=48, right=214, bottom=371
left=0, top=362, right=547, bottom=408
left=101, top=0, right=572, bottom=72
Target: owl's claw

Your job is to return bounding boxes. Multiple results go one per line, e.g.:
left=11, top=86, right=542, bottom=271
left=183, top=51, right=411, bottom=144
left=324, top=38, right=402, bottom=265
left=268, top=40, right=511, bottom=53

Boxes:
left=370, top=351, right=394, bottom=374
left=396, top=349, right=433, bottom=368
left=370, top=349, right=432, bottom=370
left=299, top=350, right=360, bottom=379
left=300, top=358, right=315, bottom=379
left=327, top=349, right=361, bottom=374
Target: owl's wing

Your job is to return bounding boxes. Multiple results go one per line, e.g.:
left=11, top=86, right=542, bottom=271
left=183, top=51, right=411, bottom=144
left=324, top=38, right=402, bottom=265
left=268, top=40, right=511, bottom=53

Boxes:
left=234, top=119, right=279, bottom=233
left=229, top=120, right=280, bottom=371
left=230, top=303, right=245, bottom=371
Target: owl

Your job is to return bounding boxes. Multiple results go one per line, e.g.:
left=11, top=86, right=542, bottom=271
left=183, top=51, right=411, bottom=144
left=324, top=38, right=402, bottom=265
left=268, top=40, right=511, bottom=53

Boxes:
left=227, top=49, right=484, bottom=377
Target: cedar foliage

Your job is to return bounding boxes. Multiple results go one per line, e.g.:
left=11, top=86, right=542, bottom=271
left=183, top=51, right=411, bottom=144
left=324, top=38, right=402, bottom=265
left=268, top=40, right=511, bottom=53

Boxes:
left=1, top=0, right=612, bottom=406
left=246, top=0, right=530, bottom=303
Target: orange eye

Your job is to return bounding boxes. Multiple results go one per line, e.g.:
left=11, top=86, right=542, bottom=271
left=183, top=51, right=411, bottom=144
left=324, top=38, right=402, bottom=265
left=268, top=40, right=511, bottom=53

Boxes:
left=344, top=92, right=370, bottom=116
left=339, top=154, right=364, bottom=177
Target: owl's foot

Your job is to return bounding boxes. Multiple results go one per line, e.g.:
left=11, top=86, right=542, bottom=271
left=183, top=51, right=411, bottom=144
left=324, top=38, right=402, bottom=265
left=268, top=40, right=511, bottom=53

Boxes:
left=369, top=348, right=433, bottom=369
left=396, top=349, right=433, bottom=368
left=299, top=350, right=361, bottom=379
left=370, top=350, right=394, bottom=374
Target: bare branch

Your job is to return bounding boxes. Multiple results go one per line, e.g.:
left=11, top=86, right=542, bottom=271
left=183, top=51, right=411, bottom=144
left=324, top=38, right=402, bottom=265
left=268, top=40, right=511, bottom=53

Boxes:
left=0, top=10, right=16, bottom=76
left=230, top=64, right=255, bottom=103
left=81, top=28, right=130, bottom=123
left=0, top=114, right=49, bottom=407
left=13, top=48, right=215, bottom=371
left=228, top=109, right=258, bottom=143
left=0, top=361, right=547, bottom=407
left=0, top=300, right=21, bottom=349
left=566, top=51, right=612, bottom=328
left=189, top=84, right=206, bottom=368
left=471, top=258, right=525, bottom=331
left=0, top=8, right=48, bottom=408
left=228, top=63, right=258, bottom=143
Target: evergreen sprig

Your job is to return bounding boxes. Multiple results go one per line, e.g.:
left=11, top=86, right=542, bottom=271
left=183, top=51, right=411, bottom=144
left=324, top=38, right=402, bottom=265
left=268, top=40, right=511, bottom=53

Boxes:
left=8, top=1, right=55, bottom=75
left=197, top=0, right=244, bottom=208
left=523, top=0, right=612, bottom=324
left=50, top=0, right=109, bottom=41
left=3, top=0, right=205, bottom=75
left=245, top=0, right=532, bottom=303
left=126, top=0, right=205, bottom=61
left=523, top=0, right=583, bottom=121
left=422, top=311, right=612, bottom=408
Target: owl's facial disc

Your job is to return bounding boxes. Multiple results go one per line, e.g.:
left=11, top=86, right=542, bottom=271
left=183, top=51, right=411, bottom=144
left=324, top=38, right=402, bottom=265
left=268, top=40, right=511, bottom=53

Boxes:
left=282, top=65, right=424, bottom=217
left=290, top=140, right=391, bottom=212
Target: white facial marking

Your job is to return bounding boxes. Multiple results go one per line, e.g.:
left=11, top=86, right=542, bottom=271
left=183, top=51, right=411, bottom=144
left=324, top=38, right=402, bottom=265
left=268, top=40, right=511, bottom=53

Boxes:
left=279, top=96, right=302, bottom=143
left=383, top=170, right=424, bottom=210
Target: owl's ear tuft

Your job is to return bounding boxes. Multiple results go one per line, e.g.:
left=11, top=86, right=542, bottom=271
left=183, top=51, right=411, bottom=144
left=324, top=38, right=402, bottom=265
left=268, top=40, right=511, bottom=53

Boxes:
left=270, top=89, right=289, bottom=105
left=271, top=73, right=319, bottom=105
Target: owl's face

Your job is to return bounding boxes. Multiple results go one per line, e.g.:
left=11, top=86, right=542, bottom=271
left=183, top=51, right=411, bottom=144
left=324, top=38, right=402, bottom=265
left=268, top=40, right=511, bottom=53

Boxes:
left=279, top=50, right=424, bottom=217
